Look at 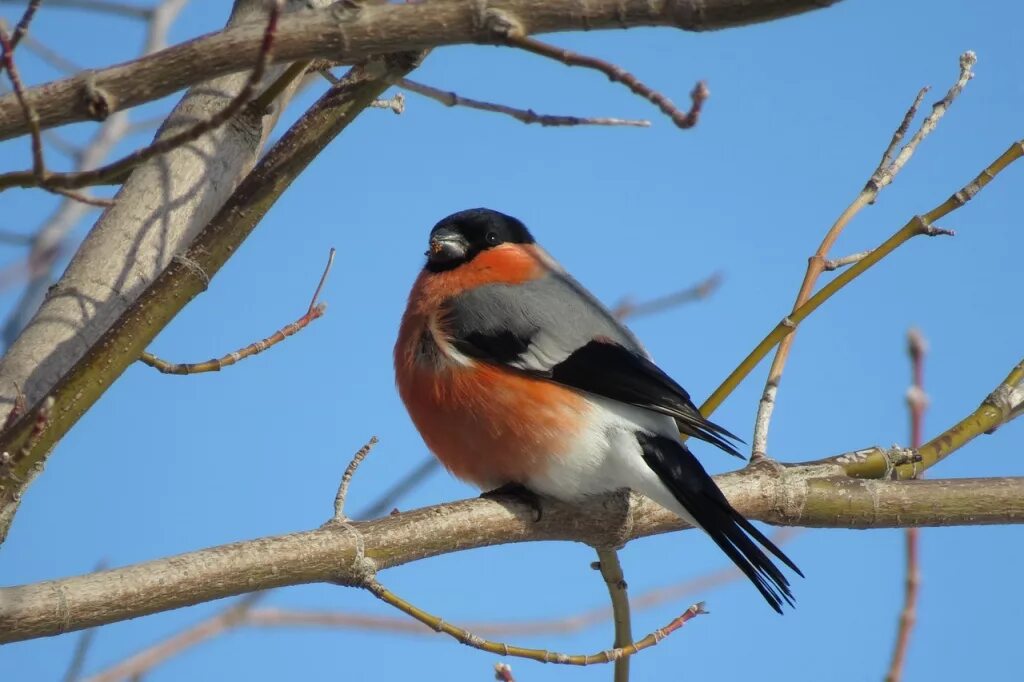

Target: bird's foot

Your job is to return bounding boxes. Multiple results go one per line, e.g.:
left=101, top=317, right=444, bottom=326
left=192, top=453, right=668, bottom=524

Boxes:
left=480, top=482, right=543, bottom=522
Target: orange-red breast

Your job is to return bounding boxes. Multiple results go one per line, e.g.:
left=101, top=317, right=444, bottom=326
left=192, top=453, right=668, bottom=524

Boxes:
left=395, top=208, right=801, bottom=612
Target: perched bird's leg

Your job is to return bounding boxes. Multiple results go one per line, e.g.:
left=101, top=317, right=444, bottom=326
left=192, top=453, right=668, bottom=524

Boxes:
left=480, top=482, right=544, bottom=522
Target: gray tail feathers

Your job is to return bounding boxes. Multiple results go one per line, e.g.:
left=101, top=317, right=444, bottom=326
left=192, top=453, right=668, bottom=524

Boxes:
left=636, top=432, right=803, bottom=613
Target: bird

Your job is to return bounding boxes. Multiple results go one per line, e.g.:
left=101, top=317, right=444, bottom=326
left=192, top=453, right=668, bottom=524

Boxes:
left=394, top=207, right=802, bottom=612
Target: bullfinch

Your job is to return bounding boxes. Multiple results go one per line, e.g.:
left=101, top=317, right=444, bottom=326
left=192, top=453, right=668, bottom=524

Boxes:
left=395, top=208, right=801, bottom=612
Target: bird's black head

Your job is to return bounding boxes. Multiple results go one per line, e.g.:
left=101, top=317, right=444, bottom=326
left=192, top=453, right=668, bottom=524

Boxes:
left=425, top=208, right=535, bottom=272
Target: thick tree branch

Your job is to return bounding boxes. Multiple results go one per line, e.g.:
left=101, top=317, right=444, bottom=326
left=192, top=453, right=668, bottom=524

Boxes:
left=81, top=531, right=798, bottom=682
left=0, top=0, right=841, bottom=141
left=0, top=1, right=284, bottom=192
left=1, top=471, right=1022, bottom=644
left=0, top=0, right=381, bottom=544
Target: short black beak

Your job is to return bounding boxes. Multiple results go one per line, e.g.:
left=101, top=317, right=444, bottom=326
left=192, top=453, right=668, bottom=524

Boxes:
left=427, top=228, right=468, bottom=264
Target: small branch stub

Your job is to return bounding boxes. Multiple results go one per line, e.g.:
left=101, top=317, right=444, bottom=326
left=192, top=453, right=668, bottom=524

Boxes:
left=333, top=436, right=380, bottom=522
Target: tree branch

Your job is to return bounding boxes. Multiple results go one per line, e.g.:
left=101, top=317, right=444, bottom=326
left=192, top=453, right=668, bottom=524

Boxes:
left=594, top=549, right=633, bottom=682
left=365, top=576, right=705, bottom=667
left=749, top=52, right=974, bottom=461
left=398, top=77, right=650, bottom=128
left=138, top=248, right=334, bottom=375
left=884, top=328, right=927, bottom=682
left=2, top=471, right=1022, bottom=644
left=700, top=136, right=1020, bottom=424
left=0, top=0, right=842, bottom=141
left=82, top=531, right=798, bottom=681
left=0, top=0, right=372, bottom=544
left=0, top=0, right=284, bottom=192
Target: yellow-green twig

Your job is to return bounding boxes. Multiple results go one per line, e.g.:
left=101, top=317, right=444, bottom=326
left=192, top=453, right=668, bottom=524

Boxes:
left=595, top=549, right=633, bottom=682
left=365, top=578, right=705, bottom=666
left=700, top=139, right=1023, bottom=422
left=138, top=248, right=334, bottom=375
left=749, top=54, right=974, bottom=460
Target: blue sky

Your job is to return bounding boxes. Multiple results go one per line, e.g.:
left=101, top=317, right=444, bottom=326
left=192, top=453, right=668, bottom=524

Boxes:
left=2, top=1, right=1023, bottom=680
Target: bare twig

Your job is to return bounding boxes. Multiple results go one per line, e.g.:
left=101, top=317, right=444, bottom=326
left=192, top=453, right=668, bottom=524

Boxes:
left=884, top=329, right=928, bottom=682
left=500, top=32, right=708, bottom=130
left=366, top=577, right=705, bottom=666
left=703, top=62, right=993, bottom=434
left=80, top=529, right=798, bottom=681
left=747, top=52, right=975, bottom=461
left=1, top=1, right=189, bottom=345
left=8, top=0, right=41, bottom=48
left=0, top=0, right=152, bottom=18
left=22, top=34, right=83, bottom=74
left=0, top=1, right=839, bottom=141
left=612, top=272, right=722, bottom=318
left=62, top=625, right=99, bottom=682
left=333, top=436, right=379, bottom=522
left=82, top=593, right=266, bottom=682
left=0, top=0, right=283, bottom=192
left=138, top=248, right=335, bottom=375
left=398, top=77, right=650, bottom=128
left=594, top=549, right=633, bottom=682
left=0, top=51, right=428, bottom=544
left=1, top=25, right=43, bottom=176
left=0, top=16, right=109, bottom=208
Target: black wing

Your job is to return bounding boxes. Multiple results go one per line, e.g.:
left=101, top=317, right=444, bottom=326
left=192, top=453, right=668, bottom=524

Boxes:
left=443, top=276, right=742, bottom=458
left=545, top=340, right=742, bottom=458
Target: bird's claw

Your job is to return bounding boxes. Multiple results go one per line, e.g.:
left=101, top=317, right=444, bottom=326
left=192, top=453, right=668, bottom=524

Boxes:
left=480, top=482, right=543, bottom=522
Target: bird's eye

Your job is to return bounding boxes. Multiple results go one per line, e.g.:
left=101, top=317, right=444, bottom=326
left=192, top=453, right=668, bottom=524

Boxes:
left=485, top=232, right=500, bottom=245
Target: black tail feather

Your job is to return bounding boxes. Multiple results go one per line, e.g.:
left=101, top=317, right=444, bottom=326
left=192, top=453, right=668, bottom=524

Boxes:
left=675, top=404, right=745, bottom=460
left=637, top=432, right=801, bottom=613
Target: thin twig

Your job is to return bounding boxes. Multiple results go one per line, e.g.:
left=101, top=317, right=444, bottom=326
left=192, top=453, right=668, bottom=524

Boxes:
left=398, top=77, right=650, bottom=128
left=612, top=272, right=721, bottom=319
left=704, top=52, right=978, bottom=451
left=9, top=0, right=41, bottom=48
left=0, top=0, right=283, bottom=192
left=22, top=34, right=83, bottom=74
left=333, top=436, right=379, bottom=522
left=594, top=549, right=633, bottom=682
left=500, top=32, right=707, bottom=130
left=0, top=25, right=44, bottom=178
left=0, top=17, right=107, bottom=208
left=81, top=531, right=796, bottom=682
left=365, top=578, right=705, bottom=666
left=0, top=0, right=151, bottom=18
left=884, top=329, right=928, bottom=682
left=138, top=248, right=334, bottom=375
left=83, top=593, right=266, bottom=682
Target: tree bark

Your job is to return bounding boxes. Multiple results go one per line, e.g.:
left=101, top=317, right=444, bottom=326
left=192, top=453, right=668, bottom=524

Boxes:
left=0, top=0, right=842, bottom=140
left=1, top=472, right=1020, bottom=644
